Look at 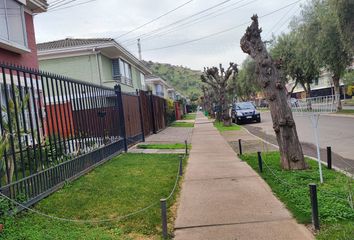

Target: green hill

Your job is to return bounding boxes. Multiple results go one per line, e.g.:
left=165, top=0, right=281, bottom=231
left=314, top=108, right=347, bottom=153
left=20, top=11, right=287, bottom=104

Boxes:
left=144, top=61, right=202, bottom=100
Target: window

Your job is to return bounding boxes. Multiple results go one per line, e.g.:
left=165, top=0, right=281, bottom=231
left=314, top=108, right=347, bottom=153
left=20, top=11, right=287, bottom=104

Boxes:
left=112, top=58, right=132, bottom=86
left=314, top=78, right=319, bottom=86
left=156, top=84, right=164, bottom=97
left=0, top=0, right=27, bottom=49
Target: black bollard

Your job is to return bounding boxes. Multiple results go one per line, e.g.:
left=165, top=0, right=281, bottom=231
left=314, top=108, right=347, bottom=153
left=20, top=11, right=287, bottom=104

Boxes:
left=257, top=151, right=263, bottom=173
left=327, top=147, right=332, bottom=170
left=185, top=140, right=188, bottom=155
left=238, top=139, right=242, bottom=156
left=160, top=199, right=168, bottom=239
left=309, top=184, right=320, bottom=230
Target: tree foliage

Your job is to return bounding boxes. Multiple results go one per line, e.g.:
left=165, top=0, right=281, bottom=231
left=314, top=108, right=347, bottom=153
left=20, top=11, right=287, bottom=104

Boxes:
left=235, top=57, right=259, bottom=100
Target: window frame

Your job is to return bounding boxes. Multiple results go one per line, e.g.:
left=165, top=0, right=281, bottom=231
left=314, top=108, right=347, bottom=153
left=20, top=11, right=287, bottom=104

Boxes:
left=0, top=0, right=29, bottom=53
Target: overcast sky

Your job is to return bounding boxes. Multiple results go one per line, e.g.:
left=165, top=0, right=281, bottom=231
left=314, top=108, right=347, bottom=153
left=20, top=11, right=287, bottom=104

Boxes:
left=34, top=0, right=305, bottom=70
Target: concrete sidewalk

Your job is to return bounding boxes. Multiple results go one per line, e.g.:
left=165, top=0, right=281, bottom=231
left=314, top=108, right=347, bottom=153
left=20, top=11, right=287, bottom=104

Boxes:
left=174, top=112, right=313, bottom=240
left=129, top=126, right=192, bottom=154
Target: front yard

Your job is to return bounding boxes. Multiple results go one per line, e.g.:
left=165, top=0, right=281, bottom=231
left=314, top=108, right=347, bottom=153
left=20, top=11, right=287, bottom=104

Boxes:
left=0, top=153, right=186, bottom=240
left=240, top=152, right=354, bottom=240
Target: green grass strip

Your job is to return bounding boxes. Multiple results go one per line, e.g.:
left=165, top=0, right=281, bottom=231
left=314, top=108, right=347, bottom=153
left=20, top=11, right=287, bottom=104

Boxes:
left=0, top=153, right=186, bottom=240
left=170, top=122, right=194, bottom=127
left=182, top=113, right=196, bottom=120
left=240, top=152, right=354, bottom=240
left=213, top=121, right=241, bottom=132
left=137, top=143, right=191, bottom=149
left=337, top=109, right=354, bottom=115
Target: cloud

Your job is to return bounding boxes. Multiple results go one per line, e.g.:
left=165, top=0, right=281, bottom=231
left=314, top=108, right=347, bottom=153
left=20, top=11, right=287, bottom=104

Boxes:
left=35, top=0, right=301, bottom=70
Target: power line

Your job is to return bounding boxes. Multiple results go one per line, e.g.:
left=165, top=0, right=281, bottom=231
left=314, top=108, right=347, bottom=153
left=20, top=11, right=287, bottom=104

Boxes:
left=48, top=0, right=79, bottom=10
left=120, top=0, right=235, bottom=44
left=143, top=0, right=303, bottom=52
left=47, top=0, right=97, bottom=12
left=125, top=0, right=259, bottom=47
left=264, top=4, right=300, bottom=39
left=115, top=0, right=194, bottom=39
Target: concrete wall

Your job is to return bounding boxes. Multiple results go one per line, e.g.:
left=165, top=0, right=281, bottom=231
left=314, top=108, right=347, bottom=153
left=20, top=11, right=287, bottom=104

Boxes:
left=0, top=13, right=39, bottom=68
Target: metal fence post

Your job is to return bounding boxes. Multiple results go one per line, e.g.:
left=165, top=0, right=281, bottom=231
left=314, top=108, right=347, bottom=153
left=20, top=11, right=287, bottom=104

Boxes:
left=326, top=146, right=332, bottom=170
left=115, top=84, right=128, bottom=152
left=257, top=151, right=263, bottom=173
left=136, top=89, right=145, bottom=142
left=309, top=183, right=320, bottom=230
left=238, top=139, right=242, bottom=156
left=160, top=198, right=168, bottom=239
left=149, top=91, right=157, bottom=134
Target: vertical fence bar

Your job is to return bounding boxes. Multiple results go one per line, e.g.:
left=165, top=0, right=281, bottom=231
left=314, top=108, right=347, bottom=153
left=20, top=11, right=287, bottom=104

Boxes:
left=11, top=69, right=26, bottom=181
left=59, top=78, right=71, bottom=154
left=66, top=80, right=78, bottom=153
left=62, top=79, right=75, bottom=155
left=44, top=74, right=58, bottom=164
left=37, top=75, right=50, bottom=169
left=115, top=85, right=127, bottom=152
left=326, top=146, right=332, bottom=170
left=50, top=76, right=63, bottom=161
left=98, top=87, right=105, bottom=146
left=3, top=68, right=19, bottom=185
left=93, top=86, right=102, bottom=146
left=309, top=184, right=320, bottom=230
left=160, top=198, right=168, bottom=239
left=136, top=89, right=145, bottom=142
left=54, top=76, right=67, bottom=156
left=30, top=73, right=44, bottom=171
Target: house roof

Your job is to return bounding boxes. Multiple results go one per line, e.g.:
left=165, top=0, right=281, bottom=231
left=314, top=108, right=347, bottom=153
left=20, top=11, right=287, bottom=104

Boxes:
left=37, top=38, right=151, bottom=75
left=26, top=0, right=48, bottom=13
left=37, top=38, right=113, bottom=51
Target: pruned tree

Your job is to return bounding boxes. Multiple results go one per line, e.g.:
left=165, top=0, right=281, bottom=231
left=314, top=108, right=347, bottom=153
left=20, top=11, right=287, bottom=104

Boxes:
left=201, top=85, right=215, bottom=117
left=201, top=63, right=238, bottom=126
left=240, top=15, right=307, bottom=170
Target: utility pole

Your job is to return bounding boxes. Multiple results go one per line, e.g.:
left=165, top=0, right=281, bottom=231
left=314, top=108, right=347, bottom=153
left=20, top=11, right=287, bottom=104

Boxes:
left=137, top=38, right=142, bottom=60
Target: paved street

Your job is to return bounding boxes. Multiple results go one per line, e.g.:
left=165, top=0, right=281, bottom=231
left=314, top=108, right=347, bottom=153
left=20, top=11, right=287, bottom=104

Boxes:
left=243, top=112, right=354, bottom=173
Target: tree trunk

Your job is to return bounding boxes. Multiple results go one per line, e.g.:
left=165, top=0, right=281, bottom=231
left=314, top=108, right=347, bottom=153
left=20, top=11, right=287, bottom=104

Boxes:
left=333, top=75, right=342, bottom=110
left=240, top=15, right=306, bottom=170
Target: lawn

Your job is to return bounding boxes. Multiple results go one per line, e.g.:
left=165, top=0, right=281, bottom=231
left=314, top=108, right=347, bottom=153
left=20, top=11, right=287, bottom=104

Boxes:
left=0, top=153, right=186, bottom=240
left=240, top=152, right=354, bottom=240
left=213, top=121, right=241, bottom=132
left=337, top=109, right=354, bottom=115
left=137, top=143, right=191, bottom=149
left=170, top=122, right=194, bottom=128
left=182, top=113, right=196, bottom=120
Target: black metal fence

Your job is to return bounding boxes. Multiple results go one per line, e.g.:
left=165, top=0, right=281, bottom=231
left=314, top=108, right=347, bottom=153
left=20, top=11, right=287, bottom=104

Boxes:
left=0, top=63, right=166, bottom=208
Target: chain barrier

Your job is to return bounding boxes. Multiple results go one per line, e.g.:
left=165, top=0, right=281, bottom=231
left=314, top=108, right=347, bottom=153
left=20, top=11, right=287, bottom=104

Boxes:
left=259, top=131, right=353, bottom=208
left=0, top=152, right=186, bottom=223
